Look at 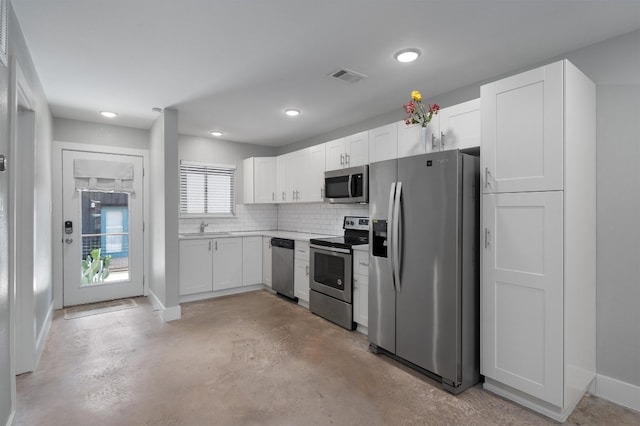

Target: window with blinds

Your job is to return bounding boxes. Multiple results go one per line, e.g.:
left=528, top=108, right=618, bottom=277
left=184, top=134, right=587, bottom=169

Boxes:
left=179, top=161, right=236, bottom=217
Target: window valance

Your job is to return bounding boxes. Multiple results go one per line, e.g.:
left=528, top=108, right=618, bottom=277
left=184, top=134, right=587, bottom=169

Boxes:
left=73, top=159, right=134, bottom=193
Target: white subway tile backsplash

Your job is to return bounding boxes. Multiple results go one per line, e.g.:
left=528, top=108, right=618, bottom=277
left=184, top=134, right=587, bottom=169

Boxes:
left=277, top=203, right=369, bottom=235
left=179, top=202, right=369, bottom=236
left=179, top=204, right=278, bottom=233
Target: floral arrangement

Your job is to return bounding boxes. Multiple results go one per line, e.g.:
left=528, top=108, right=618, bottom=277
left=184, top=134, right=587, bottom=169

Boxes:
left=403, top=90, right=439, bottom=127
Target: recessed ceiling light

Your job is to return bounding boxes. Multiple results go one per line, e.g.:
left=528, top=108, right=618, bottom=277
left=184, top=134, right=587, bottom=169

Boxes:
left=394, top=48, right=421, bottom=63
left=210, top=130, right=223, bottom=137
left=100, top=111, right=117, bottom=118
left=284, top=109, right=300, bottom=117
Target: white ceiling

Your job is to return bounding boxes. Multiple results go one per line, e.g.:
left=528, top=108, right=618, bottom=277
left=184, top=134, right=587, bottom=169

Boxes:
left=11, top=0, right=640, bottom=147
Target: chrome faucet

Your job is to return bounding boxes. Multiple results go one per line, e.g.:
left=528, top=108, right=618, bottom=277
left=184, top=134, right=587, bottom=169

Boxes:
left=199, top=221, right=209, bottom=233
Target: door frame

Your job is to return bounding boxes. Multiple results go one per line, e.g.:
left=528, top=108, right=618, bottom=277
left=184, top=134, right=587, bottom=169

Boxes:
left=53, top=142, right=149, bottom=310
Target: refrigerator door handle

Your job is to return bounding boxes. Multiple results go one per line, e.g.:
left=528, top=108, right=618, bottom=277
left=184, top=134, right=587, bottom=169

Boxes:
left=393, top=182, right=402, bottom=291
left=388, top=182, right=397, bottom=291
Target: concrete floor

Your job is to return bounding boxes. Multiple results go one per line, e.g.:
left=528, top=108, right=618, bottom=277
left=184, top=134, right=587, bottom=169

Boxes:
left=15, top=290, right=640, bottom=425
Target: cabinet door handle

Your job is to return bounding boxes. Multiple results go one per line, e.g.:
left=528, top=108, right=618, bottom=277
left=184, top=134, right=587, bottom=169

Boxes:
left=431, top=134, right=437, bottom=150
left=321, top=187, right=324, bottom=198
left=345, top=153, right=350, bottom=165
left=209, top=241, right=212, bottom=251
left=484, top=228, right=491, bottom=249
left=305, top=265, right=309, bottom=276
left=441, top=131, right=445, bottom=147
left=215, top=241, right=218, bottom=251
left=282, top=191, right=286, bottom=201
left=340, top=153, right=344, bottom=166
left=272, top=192, right=275, bottom=201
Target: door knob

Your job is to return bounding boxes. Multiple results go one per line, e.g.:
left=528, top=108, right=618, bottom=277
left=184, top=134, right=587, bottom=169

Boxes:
left=0, top=154, right=6, bottom=172
left=65, top=238, right=73, bottom=244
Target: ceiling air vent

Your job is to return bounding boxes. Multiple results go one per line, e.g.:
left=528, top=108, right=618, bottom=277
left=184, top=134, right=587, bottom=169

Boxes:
left=329, top=68, right=367, bottom=84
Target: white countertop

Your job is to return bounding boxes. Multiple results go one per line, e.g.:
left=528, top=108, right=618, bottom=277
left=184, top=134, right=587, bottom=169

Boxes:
left=179, top=230, right=338, bottom=242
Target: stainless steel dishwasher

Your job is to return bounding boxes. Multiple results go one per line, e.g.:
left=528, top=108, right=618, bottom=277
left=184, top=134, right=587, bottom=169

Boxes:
left=271, top=238, right=297, bottom=301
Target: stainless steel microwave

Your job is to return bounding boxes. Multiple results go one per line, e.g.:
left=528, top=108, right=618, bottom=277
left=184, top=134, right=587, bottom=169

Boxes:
left=324, top=165, right=368, bottom=204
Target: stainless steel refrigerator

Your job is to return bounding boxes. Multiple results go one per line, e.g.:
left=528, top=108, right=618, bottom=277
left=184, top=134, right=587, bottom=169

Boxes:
left=368, top=149, right=480, bottom=394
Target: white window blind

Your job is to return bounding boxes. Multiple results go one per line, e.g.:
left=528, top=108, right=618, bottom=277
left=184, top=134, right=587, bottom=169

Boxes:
left=180, top=161, right=236, bottom=216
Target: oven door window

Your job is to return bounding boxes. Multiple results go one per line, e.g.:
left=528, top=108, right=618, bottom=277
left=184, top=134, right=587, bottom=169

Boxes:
left=325, top=175, right=349, bottom=199
left=313, top=252, right=345, bottom=291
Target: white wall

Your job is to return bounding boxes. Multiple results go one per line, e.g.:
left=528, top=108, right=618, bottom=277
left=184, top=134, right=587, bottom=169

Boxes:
left=0, top=4, right=54, bottom=423
left=148, top=109, right=181, bottom=320
left=149, top=114, right=167, bottom=309
left=0, top=22, right=11, bottom=426
left=53, top=117, right=150, bottom=150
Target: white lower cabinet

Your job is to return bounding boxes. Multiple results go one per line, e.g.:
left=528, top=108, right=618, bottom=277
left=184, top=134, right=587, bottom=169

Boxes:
left=262, top=236, right=272, bottom=287
left=179, top=237, right=243, bottom=295
left=212, top=238, right=243, bottom=291
left=482, top=192, right=564, bottom=405
left=352, top=249, right=369, bottom=330
left=294, top=241, right=310, bottom=303
left=242, top=236, right=262, bottom=286
left=179, top=239, right=214, bottom=295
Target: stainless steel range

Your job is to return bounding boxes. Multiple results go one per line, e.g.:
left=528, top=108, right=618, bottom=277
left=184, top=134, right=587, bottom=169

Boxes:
left=309, top=216, right=369, bottom=330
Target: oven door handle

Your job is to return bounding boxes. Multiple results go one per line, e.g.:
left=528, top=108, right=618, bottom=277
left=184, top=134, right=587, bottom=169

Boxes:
left=388, top=182, right=397, bottom=292
left=310, top=244, right=351, bottom=254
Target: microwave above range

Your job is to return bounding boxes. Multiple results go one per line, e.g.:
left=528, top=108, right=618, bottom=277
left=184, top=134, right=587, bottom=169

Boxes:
left=324, top=165, right=368, bottom=204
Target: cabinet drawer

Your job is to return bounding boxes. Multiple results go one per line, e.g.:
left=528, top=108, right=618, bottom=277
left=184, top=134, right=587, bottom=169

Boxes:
left=295, top=241, right=310, bottom=261
left=353, top=250, right=369, bottom=276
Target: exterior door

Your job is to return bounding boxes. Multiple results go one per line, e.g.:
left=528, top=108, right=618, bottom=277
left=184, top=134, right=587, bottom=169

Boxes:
left=481, top=61, right=564, bottom=193
left=62, top=150, right=144, bottom=306
left=481, top=191, right=564, bottom=406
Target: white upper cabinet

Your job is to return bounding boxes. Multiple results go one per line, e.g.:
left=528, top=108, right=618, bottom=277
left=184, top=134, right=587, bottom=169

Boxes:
left=325, top=137, right=347, bottom=171
left=397, top=119, right=440, bottom=159
left=243, top=157, right=276, bottom=204
left=439, top=99, right=481, bottom=152
left=481, top=61, right=564, bottom=193
left=306, top=143, right=326, bottom=202
left=368, top=123, right=398, bottom=164
left=326, top=131, right=369, bottom=170
left=276, top=154, right=288, bottom=203
left=345, top=131, right=369, bottom=167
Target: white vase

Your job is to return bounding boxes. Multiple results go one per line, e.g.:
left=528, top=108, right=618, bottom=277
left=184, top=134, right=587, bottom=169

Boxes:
left=421, top=126, right=428, bottom=153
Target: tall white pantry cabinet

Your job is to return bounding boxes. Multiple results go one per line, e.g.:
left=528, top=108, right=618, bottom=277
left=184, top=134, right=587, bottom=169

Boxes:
left=480, top=60, right=596, bottom=422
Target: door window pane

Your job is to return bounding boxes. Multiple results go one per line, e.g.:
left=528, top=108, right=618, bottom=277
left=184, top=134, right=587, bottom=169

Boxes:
left=80, top=192, right=130, bottom=285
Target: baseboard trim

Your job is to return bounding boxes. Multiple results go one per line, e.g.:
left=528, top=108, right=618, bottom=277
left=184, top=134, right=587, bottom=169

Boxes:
left=147, top=291, right=182, bottom=322
left=483, top=378, right=572, bottom=422
left=5, top=409, right=15, bottom=426
left=34, top=301, right=54, bottom=370
left=592, top=374, right=640, bottom=413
